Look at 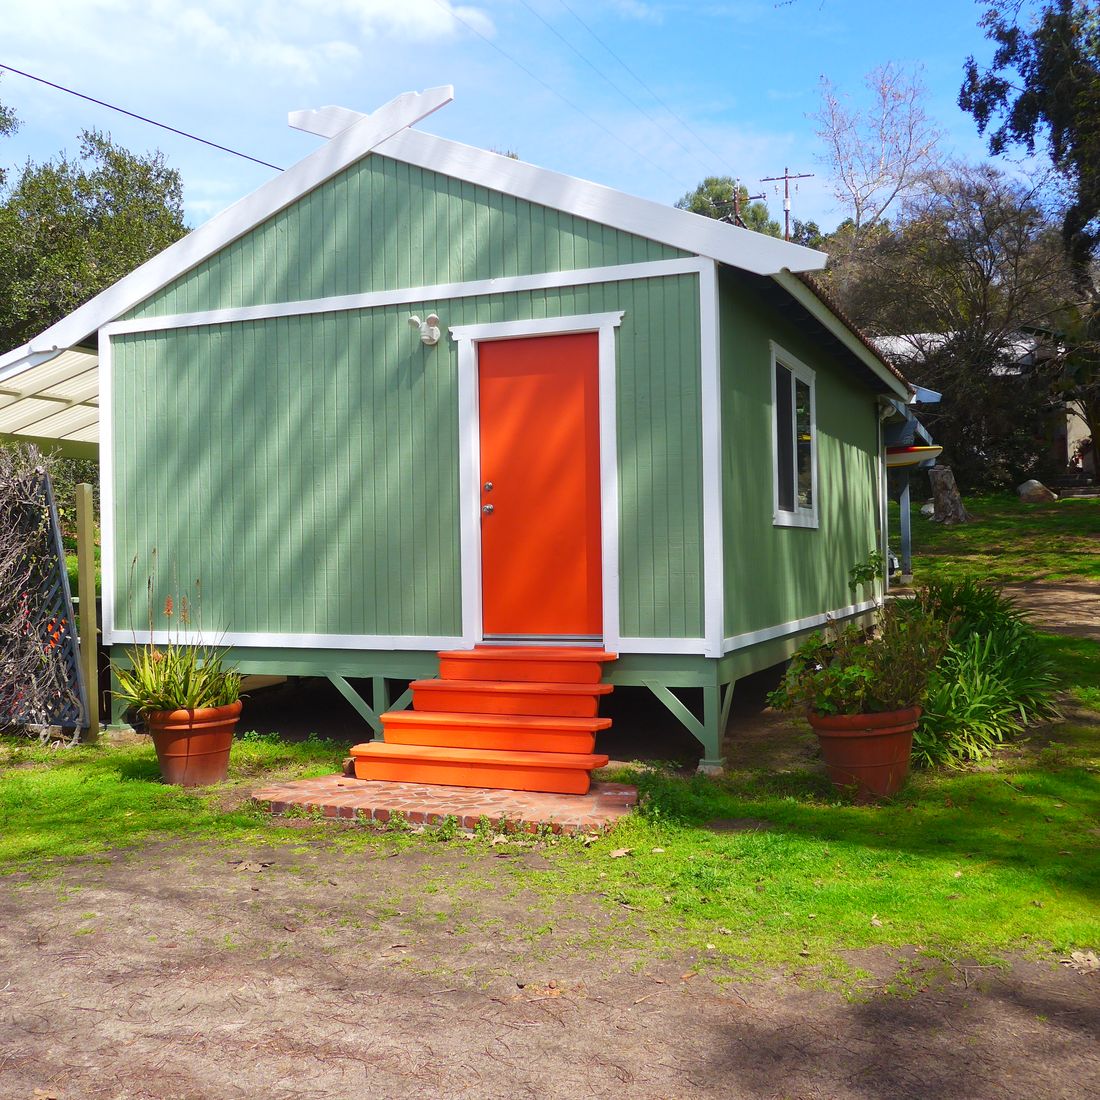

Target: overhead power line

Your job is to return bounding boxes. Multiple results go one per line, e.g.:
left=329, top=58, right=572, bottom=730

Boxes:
left=0, top=62, right=284, bottom=171
left=552, top=0, right=737, bottom=176
left=513, top=0, right=710, bottom=179
left=424, top=0, right=693, bottom=191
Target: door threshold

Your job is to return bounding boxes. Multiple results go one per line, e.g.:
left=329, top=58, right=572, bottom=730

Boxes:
left=480, top=635, right=603, bottom=648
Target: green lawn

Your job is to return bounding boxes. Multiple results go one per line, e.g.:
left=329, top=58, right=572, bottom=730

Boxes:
left=3, top=490, right=1096, bottom=978
left=896, top=493, right=1100, bottom=585
left=3, top=713, right=1097, bottom=975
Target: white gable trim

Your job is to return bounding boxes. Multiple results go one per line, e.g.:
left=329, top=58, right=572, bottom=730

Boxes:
left=376, top=127, right=827, bottom=278
left=0, top=90, right=829, bottom=373
left=0, top=86, right=455, bottom=373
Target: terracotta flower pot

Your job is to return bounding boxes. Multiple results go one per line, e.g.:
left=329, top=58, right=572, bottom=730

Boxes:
left=807, top=706, right=921, bottom=803
left=144, top=701, right=242, bottom=787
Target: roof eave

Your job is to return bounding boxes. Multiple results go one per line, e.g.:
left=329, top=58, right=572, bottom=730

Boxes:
left=772, top=270, right=911, bottom=400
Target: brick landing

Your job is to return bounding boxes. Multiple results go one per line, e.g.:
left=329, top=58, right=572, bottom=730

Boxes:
left=250, top=775, right=638, bottom=835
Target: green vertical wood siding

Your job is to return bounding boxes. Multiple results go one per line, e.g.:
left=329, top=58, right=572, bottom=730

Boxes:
left=111, top=275, right=704, bottom=640
left=124, top=156, right=686, bottom=320
left=718, top=268, right=880, bottom=638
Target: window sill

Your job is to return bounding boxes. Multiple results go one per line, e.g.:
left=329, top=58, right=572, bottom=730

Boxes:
left=773, top=509, right=819, bottom=529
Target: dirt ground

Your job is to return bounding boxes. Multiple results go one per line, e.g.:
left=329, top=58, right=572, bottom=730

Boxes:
left=1005, top=580, right=1100, bottom=642
left=1, top=580, right=1098, bottom=1099
left=1, top=840, right=1098, bottom=1100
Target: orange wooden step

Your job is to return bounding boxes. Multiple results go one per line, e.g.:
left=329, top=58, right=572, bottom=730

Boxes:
left=349, top=742, right=609, bottom=795
left=438, top=647, right=617, bottom=684
left=380, top=710, right=611, bottom=754
left=410, top=679, right=613, bottom=718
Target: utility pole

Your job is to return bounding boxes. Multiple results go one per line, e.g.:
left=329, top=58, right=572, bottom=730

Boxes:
left=760, top=167, right=814, bottom=241
left=728, top=180, right=767, bottom=230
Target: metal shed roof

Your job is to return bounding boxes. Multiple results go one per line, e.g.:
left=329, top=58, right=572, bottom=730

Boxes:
left=0, top=348, right=99, bottom=459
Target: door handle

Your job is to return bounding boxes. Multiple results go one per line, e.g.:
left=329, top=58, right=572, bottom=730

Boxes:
left=482, top=504, right=494, bottom=514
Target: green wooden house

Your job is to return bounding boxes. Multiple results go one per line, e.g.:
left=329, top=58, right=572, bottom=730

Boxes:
left=0, top=89, right=911, bottom=770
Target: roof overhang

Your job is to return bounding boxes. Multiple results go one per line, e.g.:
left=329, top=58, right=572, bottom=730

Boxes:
left=770, top=270, right=911, bottom=401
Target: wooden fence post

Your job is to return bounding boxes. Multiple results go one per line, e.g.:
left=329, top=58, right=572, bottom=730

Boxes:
left=76, top=483, right=100, bottom=742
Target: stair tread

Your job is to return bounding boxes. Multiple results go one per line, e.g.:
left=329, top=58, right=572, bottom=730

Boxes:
left=412, top=678, right=612, bottom=695
left=351, top=741, right=609, bottom=768
left=439, top=647, right=617, bottom=662
left=382, top=710, right=612, bottom=731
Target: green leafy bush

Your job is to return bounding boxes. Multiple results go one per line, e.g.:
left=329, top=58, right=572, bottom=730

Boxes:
left=915, top=578, right=1024, bottom=641
left=768, top=601, right=950, bottom=716
left=904, top=582, right=1058, bottom=767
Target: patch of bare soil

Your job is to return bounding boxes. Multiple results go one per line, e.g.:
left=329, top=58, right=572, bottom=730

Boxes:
left=1, top=841, right=1097, bottom=1100
left=1004, top=580, right=1100, bottom=641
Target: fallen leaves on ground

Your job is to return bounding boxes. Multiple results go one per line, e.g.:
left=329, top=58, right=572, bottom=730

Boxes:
left=1061, top=950, right=1099, bottom=973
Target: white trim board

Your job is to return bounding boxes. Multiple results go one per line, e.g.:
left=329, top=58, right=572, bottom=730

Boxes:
left=699, top=260, right=724, bottom=658
left=105, top=629, right=467, bottom=650
left=451, top=311, right=624, bottom=653
left=101, top=257, right=709, bottom=338
left=723, top=598, right=879, bottom=653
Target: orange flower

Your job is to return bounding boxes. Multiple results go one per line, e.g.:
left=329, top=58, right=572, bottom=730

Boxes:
left=164, top=595, right=174, bottom=618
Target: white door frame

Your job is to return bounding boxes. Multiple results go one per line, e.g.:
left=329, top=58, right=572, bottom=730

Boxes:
left=449, top=312, right=624, bottom=651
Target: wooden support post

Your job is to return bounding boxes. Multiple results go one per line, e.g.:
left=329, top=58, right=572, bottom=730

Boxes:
left=329, top=674, right=382, bottom=734
left=371, top=676, right=390, bottom=741
left=76, top=483, right=100, bottom=742
left=699, top=683, right=726, bottom=774
left=642, top=678, right=728, bottom=773
left=899, top=474, right=913, bottom=584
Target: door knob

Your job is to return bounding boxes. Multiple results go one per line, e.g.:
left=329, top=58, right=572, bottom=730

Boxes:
left=482, top=504, right=494, bottom=514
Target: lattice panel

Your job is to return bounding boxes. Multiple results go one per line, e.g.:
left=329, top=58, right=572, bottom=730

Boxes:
left=0, top=472, right=87, bottom=728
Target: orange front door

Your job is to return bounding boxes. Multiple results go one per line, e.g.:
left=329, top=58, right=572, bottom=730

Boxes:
left=478, top=333, right=602, bottom=639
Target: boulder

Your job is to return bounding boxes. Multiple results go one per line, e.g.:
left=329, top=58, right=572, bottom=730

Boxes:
left=920, top=502, right=935, bottom=517
left=1017, top=479, right=1058, bottom=504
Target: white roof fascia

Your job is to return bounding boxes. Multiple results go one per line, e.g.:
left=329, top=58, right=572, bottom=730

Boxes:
left=771, top=270, right=910, bottom=400
left=375, top=127, right=827, bottom=277
left=0, top=86, right=455, bottom=373
left=0, top=87, right=826, bottom=372
left=288, top=105, right=369, bottom=138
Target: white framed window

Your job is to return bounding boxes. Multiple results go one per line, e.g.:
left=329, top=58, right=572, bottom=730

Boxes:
left=770, top=342, right=818, bottom=528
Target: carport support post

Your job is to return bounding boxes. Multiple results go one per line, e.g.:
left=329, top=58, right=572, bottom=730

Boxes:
left=899, top=474, right=913, bottom=583
left=76, top=483, right=100, bottom=742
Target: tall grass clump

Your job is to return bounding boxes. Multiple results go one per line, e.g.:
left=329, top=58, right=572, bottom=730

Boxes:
left=899, top=581, right=1058, bottom=767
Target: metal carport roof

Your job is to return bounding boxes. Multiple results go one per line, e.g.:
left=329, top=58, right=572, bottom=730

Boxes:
left=0, top=348, right=99, bottom=459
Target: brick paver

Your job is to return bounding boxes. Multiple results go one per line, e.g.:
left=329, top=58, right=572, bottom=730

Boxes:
left=250, top=774, right=637, bottom=834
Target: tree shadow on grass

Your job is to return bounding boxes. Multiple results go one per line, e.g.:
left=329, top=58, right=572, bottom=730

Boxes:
left=631, top=716, right=1100, bottom=906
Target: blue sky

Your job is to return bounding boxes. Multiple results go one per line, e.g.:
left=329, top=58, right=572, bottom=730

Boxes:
left=1, top=0, right=1010, bottom=232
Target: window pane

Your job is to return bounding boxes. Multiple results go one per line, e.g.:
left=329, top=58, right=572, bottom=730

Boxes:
left=775, top=364, right=794, bottom=512
left=795, top=378, right=813, bottom=509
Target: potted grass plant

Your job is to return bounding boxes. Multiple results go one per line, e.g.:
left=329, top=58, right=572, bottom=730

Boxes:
left=768, top=600, right=949, bottom=802
left=113, top=595, right=243, bottom=786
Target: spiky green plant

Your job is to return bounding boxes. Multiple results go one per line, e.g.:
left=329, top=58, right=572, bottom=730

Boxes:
left=113, top=641, right=241, bottom=712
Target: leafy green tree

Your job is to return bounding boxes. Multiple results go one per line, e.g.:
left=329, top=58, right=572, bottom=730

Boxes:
left=0, top=130, right=187, bottom=349
left=961, top=1, right=1100, bottom=457
left=828, top=164, right=1074, bottom=489
left=961, top=0, right=1100, bottom=292
left=675, top=176, right=782, bottom=237
left=0, top=95, right=18, bottom=189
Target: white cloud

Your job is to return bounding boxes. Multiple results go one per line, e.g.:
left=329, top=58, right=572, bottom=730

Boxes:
left=6, top=0, right=494, bottom=85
